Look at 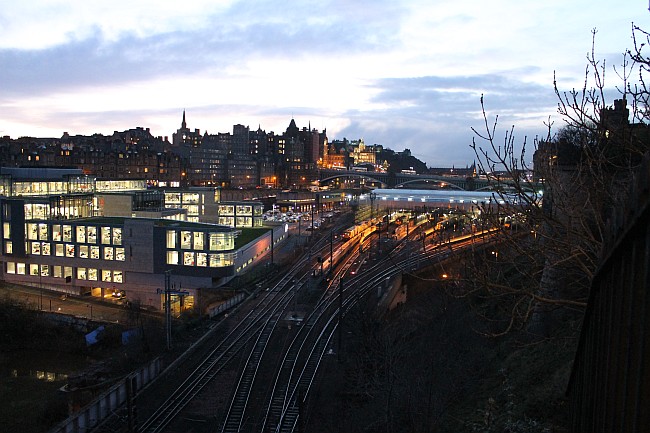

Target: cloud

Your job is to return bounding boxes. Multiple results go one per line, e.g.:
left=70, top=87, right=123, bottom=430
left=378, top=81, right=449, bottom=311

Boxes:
left=0, top=0, right=645, bottom=166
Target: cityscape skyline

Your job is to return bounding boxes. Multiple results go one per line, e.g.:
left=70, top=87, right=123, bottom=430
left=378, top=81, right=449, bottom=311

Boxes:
left=0, top=1, right=644, bottom=167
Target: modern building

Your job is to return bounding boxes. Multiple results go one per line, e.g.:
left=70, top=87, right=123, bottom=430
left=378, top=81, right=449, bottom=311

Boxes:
left=0, top=199, right=287, bottom=312
left=0, top=168, right=287, bottom=312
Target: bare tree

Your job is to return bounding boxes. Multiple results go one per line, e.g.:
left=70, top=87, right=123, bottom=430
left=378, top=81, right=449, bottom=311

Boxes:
left=466, top=27, right=649, bottom=337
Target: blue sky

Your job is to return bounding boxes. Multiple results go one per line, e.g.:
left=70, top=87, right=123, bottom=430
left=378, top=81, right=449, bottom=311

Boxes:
left=0, top=1, right=646, bottom=167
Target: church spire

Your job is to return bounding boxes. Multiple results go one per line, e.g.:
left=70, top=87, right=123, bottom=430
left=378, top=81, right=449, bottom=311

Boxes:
left=182, top=110, right=187, bottom=130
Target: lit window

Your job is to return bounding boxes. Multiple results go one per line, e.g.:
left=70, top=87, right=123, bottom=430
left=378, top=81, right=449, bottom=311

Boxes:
left=181, top=231, right=191, bottom=249
left=27, top=224, right=38, bottom=240
left=101, top=227, right=111, bottom=244
left=167, top=251, right=178, bottom=265
left=113, top=270, right=123, bottom=283
left=88, top=268, right=98, bottom=281
left=183, top=251, right=195, bottom=266
left=77, top=268, right=87, bottom=280
left=6, top=262, right=15, bottom=274
left=102, top=270, right=112, bottom=282
left=197, top=252, right=207, bottom=267
left=112, top=228, right=122, bottom=245
left=76, top=226, right=86, bottom=243
left=38, top=224, right=48, bottom=241
left=166, top=230, right=176, bottom=248
left=52, top=225, right=61, bottom=241
left=87, top=226, right=97, bottom=243
left=41, top=242, right=50, bottom=256
left=66, top=244, right=75, bottom=257
left=104, top=247, right=114, bottom=260
left=31, top=242, right=41, bottom=255
left=193, top=232, right=204, bottom=250
left=63, top=225, right=72, bottom=242
left=90, top=246, right=99, bottom=259
left=79, top=245, right=88, bottom=259
left=5, top=241, right=12, bottom=254
left=116, top=248, right=125, bottom=261
left=55, top=244, right=63, bottom=256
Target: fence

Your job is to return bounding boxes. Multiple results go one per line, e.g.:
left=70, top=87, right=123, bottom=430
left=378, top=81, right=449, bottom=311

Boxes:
left=48, top=357, right=163, bottom=433
left=567, top=155, right=650, bottom=432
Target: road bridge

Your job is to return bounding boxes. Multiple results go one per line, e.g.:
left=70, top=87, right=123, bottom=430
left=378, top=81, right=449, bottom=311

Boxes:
left=318, top=168, right=488, bottom=190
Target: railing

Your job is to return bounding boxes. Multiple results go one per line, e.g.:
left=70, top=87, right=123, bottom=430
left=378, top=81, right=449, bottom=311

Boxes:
left=567, top=154, right=650, bottom=432
left=47, top=357, right=163, bottom=433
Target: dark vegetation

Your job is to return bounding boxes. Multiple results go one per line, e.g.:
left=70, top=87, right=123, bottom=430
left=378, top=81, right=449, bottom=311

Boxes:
left=0, top=296, right=180, bottom=433
left=306, top=256, right=578, bottom=433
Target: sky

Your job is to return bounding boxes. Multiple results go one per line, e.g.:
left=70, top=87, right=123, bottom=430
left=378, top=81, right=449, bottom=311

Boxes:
left=0, top=1, right=646, bottom=167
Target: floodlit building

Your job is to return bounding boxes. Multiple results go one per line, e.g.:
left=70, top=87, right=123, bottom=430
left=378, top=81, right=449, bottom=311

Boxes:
left=0, top=168, right=287, bottom=312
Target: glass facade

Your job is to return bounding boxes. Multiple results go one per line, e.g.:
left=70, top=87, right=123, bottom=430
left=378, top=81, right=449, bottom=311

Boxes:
left=166, top=228, right=235, bottom=267
left=14, top=220, right=127, bottom=285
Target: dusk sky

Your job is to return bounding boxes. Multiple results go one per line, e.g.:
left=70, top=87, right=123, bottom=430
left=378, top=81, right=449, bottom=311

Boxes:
left=0, top=1, right=646, bottom=167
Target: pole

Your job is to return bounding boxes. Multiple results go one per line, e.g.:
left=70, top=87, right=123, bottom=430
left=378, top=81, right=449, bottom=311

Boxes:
left=329, top=230, right=333, bottom=275
left=165, top=271, right=171, bottom=350
left=338, top=278, right=343, bottom=362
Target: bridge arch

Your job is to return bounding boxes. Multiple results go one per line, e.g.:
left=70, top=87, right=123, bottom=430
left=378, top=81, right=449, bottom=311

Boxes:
left=319, top=173, right=388, bottom=188
left=394, top=179, right=466, bottom=190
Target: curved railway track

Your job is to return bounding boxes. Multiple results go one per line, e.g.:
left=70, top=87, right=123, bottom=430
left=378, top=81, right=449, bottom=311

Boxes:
left=92, top=216, right=492, bottom=433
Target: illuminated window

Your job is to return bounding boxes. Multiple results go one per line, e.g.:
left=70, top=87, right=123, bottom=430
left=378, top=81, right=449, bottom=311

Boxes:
left=102, top=270, right=112, bottom=282
left=181, top=231, right=191, bottom=249
left=209, top=232, right=233, bottom=251
left=5, top=241, right=12, bottom=254
left=165, top=192, right=181, bottom=204
left=113, top=270, right=123, bottom=283
left=30, top=264, right=39, bottom=276
left=63, top=225, right=72, bottom=242
left=77, top=268, right=87, bottom=280
left=88, top=268, right=98, bottom=281
left=41, top=242, right=50, bottom=256
left=219, top=217, right=234, bottom=226
left=16, top=262, right=26, bottom=275
left=38, top=224, right=48, bottom=241
left=53, top=266, right=62, bottom=278
left=87, top=226, right=97, bottom=243
left=27, top=224, right=38, bottom=240
left=112, top=228, right=122, bottom=245
left=193, top=232, right=204, bottom=250
left=55, top=244, right=63, bottom=256
left=31, top=242, right=41, bottom=255
left=116, top=248, right=125, bottom=261
left=40, top=264, right=49, bottom=277
left=182, top=193, right=200, bottom=204
left=64, top=266, right=73, bottom=279
left=104, top=247, right=114, bottom=260
left=3, top=222, right=10, bottom=239
left=101, top=227, right=111, bottom=244
left=79, top=245, right=88, bottom=259
left=66, top=244, right=75, bottom=257
left=183, top=251, right=195, bottom=266
left=167, top=250, right=178, bottom=265
left=52, top=225, right=61, bottom=241
left=166, top=230, right=176, bottom=248
left=90, top=245, right=99, bottom=259
left=76, top=226, right=86, bottom=243
left=197, top=252, right=207, bottom=267
left=6, top=262, right=15, bottom=274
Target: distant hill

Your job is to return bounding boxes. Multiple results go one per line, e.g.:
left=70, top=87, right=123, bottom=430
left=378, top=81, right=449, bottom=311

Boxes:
left=377, top=147, right=428, bottom=174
